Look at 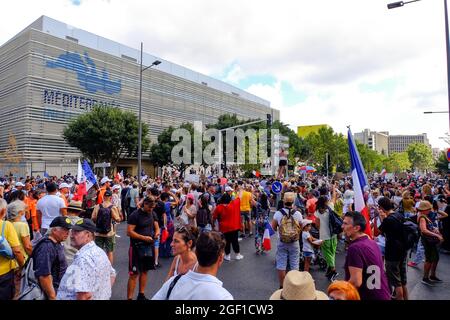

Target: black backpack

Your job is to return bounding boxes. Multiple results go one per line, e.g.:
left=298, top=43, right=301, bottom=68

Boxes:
left=327, top=206, right=343, bottom=235
left=393, top=213, right=419, bottom=250
left=96, top=204, right=113, bottom=234
left=196, top=206, right=211, bottom=227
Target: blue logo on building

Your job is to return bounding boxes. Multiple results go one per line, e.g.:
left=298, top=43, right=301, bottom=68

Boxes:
left=46, top=52, right=121, bottom=95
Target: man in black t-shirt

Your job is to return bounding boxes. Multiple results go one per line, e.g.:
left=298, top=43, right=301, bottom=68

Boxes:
left=378, top=197, right=408, bottom=300
left=127, top=196, right=160, bottom=300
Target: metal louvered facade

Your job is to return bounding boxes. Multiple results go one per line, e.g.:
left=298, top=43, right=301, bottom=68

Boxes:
left=0, top=16, right=279, bottom=177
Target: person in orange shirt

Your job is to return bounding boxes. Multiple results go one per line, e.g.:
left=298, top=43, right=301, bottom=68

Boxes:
left=24, top=190, right=40, bottom=235
left=97, top=177, right=112, bottom=205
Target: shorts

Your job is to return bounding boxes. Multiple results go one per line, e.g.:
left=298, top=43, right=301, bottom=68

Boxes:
left=240, top=211, right=250, bottom=223
left=128, top=245, right=155, bottom=275
left=385, top=259, right=407, bottom=287
left=303, top=251, right=314, bottom=258
left=276, top=241, right=300, bottom=271
left=279, top=160, right=287, bottom=167
left=422, top=238, right=440, bottom=263
left=95, top=236, right=115, bottom=253
left=0, top=270, right=14, bottom=300
left=154, top=235, right=160, bottom=249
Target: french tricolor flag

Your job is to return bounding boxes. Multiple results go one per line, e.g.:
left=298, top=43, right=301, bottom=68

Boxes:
left=348, top=128, right=372, bottom=238
left=262, top=222, right=275, bottom=251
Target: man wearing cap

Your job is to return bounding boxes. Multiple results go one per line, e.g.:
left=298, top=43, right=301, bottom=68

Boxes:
left=57, top=218, right=116, bottom=300
left=36, top=182, right=67, bottom=235
left=91, top=189, right=121, bottom=264
left=32, top=216, right=71, bottom=300
left=58, top=182, right=71, bottom=208
left=97, top=177, right=112, bottom=205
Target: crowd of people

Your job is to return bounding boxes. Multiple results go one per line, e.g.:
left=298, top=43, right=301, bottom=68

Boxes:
left=0, top=170, right=449, bottom=300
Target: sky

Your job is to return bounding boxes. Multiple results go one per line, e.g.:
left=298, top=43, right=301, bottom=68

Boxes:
left=1, top=0, right=449, bottom=150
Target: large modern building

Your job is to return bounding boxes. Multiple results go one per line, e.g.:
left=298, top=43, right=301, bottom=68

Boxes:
left=354, top=129, right=432, bottom=155
left=388, top=133, right=431, bottom=154
left=0, top=16, right=279, bottom=177
left=353, top=129, right=389, bottom=156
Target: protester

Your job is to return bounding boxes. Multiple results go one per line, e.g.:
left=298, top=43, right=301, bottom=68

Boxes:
left=327, top=281, right=361, bottom=300
left=36, top=182, right=67, bottom=235
left=0, top=199, right=26, bottom=300
left=91, top=189, right=121, bottom=264
left=152, top=231, right=233, bottom=300
left=271, top=192, right=303, bottom=288
left=342, top=211, right=391, bottom=300
left=165, top=226, right=199, bottom=281
left=57, top=219, right=116, bottom=300
left=62, top=200, right=84, bottom=265
left=416, top=200, right=444, bottom=285
left=378, top=197, right=409, bottom=300
left=212, top=193, right=243, bottom=261
left=127, top=196, right=160, bottom=300
left=314, top=195, right=339, bottom=281
left=32, top=216, right=71, bottom=300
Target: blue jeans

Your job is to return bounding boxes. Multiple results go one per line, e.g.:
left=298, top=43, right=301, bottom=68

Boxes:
left=276, top=241, right=300, bottom=271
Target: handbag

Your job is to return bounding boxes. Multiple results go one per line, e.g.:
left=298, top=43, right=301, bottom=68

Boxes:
left=0, top=221, right=15, bottom=259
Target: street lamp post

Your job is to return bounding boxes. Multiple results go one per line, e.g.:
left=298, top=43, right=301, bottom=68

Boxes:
left=388, top=0, right=450, bottom=132
left=138, top=42, right=161, bottom=190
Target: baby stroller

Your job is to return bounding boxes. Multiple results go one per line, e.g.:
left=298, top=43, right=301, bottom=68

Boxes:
left=299, top=224, right=328, bottom=271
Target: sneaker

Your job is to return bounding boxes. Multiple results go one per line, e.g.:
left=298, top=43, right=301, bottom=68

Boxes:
left=239, top=234, right=246, bottom=239
left=224, top=254, right=231, bottom=261
left=429, top=276, right=443, bottom=282
left=328, top=271, right=339, bottom=282
left=421, top=278, right=434, bottom=286
left=155, top=263, right=162, bottom=269
left=235, top=254, right=244, bottom=260
left=136, top=294, right=149, bottom=300
left=407, top=261, right=418, bottom=268
left=238, top=237, right=243, bottom=242
left=115, top=234, right=121, bottom=238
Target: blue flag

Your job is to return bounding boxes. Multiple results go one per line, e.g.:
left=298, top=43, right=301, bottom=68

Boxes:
left=44, top=172, right=50, bottom=178
left=82, top=160, right=97, bottom=186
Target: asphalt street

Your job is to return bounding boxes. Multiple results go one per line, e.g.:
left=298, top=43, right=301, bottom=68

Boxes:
left=110, top=222, right=450, bottom=300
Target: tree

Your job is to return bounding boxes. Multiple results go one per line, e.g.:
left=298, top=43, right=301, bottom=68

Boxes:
left=304, top=127, right=349, bottom=173
left=435, top=151, right=449, bottom=175
left=0, top=133, right=23, bottom=175
left=383, top=152, right=411, bottom=173
left=149, top=123, right=195, bottom=167
left=406, top=142, right=434, bottom=172
left=63, top=106, right=150, bottom=169
left=356, top=142, right=385, bottom=173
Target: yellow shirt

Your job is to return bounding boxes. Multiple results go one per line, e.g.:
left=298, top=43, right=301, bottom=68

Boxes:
left=0, top=220, right=20, bottom=276
left=240, top=191, right=252, bottom=212
left=12, top=221, right=30, bottom=261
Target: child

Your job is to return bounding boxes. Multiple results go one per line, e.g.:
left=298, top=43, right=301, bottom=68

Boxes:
left=301, top=219, right=322, bottom=272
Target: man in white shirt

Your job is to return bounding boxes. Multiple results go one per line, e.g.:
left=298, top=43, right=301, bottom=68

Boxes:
left=152, top=231, right=233, bottom=300
left=37, top=182, right=67, bottom=234
left=57, top=218, right=116, bottom=300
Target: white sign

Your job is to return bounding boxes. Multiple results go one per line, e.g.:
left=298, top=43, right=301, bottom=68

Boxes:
left=185, top=174, right=200, bottom=184
left=94, top=162, right=111, bottom=168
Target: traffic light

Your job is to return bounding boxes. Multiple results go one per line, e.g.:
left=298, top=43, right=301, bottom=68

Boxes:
left=266, top=113, right=272, bottom=127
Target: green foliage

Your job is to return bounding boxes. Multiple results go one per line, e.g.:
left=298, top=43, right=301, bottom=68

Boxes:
left=435, top=151, right=449, bottom=175
left=149, top=123, right=195, bottom=166
left=304, top=127, right=349, bottom=173
left=63, top=106, right=149, bottom=167
left=406, top=142, right=434, bottom=171
left=383, top=152, right=411, bottom=173
left=356, top=142, right=385, bottom=173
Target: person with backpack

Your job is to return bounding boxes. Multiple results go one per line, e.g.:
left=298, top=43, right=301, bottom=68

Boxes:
left=378, top=197, right=409, bottom=300
left=271, top=192, right=303, bottom=289
left=314, top=195, right=339, bottom=282
left=0, top=198, right=26, bottom=300
left=91, top=189, right=121, bottom=264
left=196, top=194, right=212, bottom=233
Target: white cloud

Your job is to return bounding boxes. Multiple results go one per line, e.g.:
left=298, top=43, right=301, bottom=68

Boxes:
left=0, top=0, right=448, bottom=149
